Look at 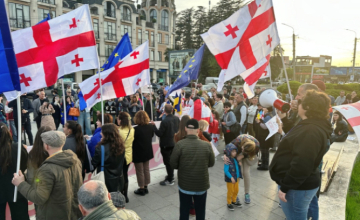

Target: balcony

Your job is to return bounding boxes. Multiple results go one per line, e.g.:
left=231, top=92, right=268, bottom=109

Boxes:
left=90, top=8, right=99, bottom=15
left=122, top=13, right=131, bottom=22
left=146, top=22, right=154, bottom=28
left=104, top=11, right=115, bottom=18
left=161, top=0, right=169, bottom=7
left=150, top=0, right=157, bottom=6
left=104, top=33, right=116, bottom=41
left=38, top=0, right=55, bottom=5
left=158, top=24, right=169, bottom=31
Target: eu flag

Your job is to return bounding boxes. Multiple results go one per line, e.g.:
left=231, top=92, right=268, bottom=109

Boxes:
left=0, top=1, right=20, bottom=94
left=37, top=13, right=51, bottom=24
left=173, top=93, right=182, bottom=115
left=100, top=33, right=132, bottom=71
left=166, top=44, right=205, bottom=97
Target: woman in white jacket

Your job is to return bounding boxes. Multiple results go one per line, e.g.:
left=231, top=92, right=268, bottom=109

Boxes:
left=247, top=96, right=259, bottom=136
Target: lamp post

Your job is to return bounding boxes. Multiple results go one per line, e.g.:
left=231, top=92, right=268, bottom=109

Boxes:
left=346, top=29, right=357, bottom=82
left=282, top=23, right=296, bottom=81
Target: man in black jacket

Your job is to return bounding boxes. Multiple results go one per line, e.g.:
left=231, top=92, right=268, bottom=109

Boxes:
left=233, top=93, right=247, bottom=134
left=8, top=94, right=34, bottom=145
left=152, top=104, right=180, bottom=186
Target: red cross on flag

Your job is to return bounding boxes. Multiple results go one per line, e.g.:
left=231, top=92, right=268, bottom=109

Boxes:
left=201, top=0, right=280, bottom=96
left=79, top=41, right=150, bottom=108
left=333, top=102, right=360, bottom=141
left=187, top=99, right=212, bottom=123
left=243, top=59, right=271, bottom=97
left=4, top=5, right=98, bottom=101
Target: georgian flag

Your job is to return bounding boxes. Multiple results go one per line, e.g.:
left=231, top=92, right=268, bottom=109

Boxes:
left=4, top=5, right=99, bottom=101
left=333, top=102, right=360, bottom=141
left=80, top=42, right=150, bottom=108
left=201, top=0, right=280, bottom=93
left=244, top=58, right=271, bottom=98
left=188, top=99, right=212, bottom=123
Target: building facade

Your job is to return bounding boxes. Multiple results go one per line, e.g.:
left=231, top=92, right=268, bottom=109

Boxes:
left=5, top=0, right=176, bottom=84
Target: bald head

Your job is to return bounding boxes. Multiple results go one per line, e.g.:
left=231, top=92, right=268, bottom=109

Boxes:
left=78, top=180, right=109, bottom=211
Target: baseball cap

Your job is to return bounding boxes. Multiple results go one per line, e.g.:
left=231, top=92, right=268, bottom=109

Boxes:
left=186, top=119, right=199, bottom=129
left=110, top=192, right=126, bottom=208
left=41, top=131, right=66, bottom=148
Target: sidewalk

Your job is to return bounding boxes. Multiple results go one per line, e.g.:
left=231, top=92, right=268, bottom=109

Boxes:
left=126, top=139, right=285, bottom=220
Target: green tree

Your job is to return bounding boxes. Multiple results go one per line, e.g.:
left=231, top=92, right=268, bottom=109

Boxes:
left=175, top=8, right=194, bottom=50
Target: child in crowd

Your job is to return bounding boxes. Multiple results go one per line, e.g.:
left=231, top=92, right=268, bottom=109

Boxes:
left=224, top=143, right=242, bottom=211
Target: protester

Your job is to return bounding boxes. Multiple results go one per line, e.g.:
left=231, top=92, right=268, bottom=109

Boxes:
left=8, top=93, right=34, bottom=145
left=51, top=96, right=62, bottom=130
left=199, top=119, right=212, bottom=142
left=104, top=99, right=117, bottom=123
left=39, top=99, right=56, bottom=130
left=77, top=180, right=140, bottom=220
left=144, top=93, right=154, bottom=120
left=184, top=92, right=194, bottom=108
left=152, top=104, right=180, bottom=186
left=214, top=94, right=224, bottom=119
left=254, top=87, right=261, bottom=97
left=110, top=192, right=141, bottom=219
left=0, top=122, right=29, bottom=219
left=170, top=119, right=215, bottom=220
left=0, top=95, right=6, bottom=124
left=92, top=124, right=125, bottom=192
left=335, top=91, right=346, bottom=106
left=331, top=111, right=348, bottom=143
left=92, top=101, right=104, bottom=129
left=228, top=96, right=235, bottom=109
left=221, top=102, right=237, bottom=144
left=77, top=91, right=92, bottom=135
left=116, top=97, right=130, bottom=114
left=85, top=113, right=113, bottom=157
left=63, top=95, right=78, bottom=123
left=32, top=91, right=46, bottom=129
left=351, top=91, right=360, bottom=103
left=155, top=97, right=161, bottom=120
left=247, top=96, right=258, bottom=136
left=132, top=110, right=154, bottom=196
left=343, top=93, right=352, bottom=105
left=5, top=101, right=17, bottom=141
left=63, top=121, right=90, bottom=178
left=226, top=82, right=232, bottom=95
left=117, top=112, right=135, bottom=202
left=224, top=144, right=242, bottom=211
left=231, top=88, right=237, bottom=96
left=223, top=89, right=230, bottom=99
left=129, top=95, right=141, bottom=121
left=12, top=130, right=83, bottom=220
left=67, top=84, right=76, bottom=96
left=270, top=90, right=332, bottom=220
left=233, top=93, right=247, bottom=134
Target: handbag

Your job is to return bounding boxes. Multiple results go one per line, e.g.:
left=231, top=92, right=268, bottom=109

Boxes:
left=69, top=107, right=80, bottom=117
left=91, top=145, right=105, bottom=183
left=230, top=123, right=241, bottom=134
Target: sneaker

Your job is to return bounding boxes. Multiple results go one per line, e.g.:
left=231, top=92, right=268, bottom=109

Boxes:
left=189, top=208, right=196, bottom=216
left=144, top=186, right=149, bottom=194
left=160, top=180, right=174, bottom=186
left=245, top=194, right=251, bottom=204
left=134, top=188, right=146, bottom=196
left=227, top=204, right=235, bottom=211
left=232, top=201, right=242, bottom=208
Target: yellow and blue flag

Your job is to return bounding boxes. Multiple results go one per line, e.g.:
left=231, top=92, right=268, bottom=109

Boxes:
left=166, top=44, right=205, bottom=97
left=100, top=33, right=132, bottom=71
left=173, top=93, right=182, bottom=115
left=0, top=1, right=20, bottom=94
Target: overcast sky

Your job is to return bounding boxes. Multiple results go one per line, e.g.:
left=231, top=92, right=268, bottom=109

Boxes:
left=175, top=0, right=360, bottom=66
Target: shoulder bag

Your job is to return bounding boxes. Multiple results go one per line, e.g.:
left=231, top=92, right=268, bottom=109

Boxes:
left=69, top=107, right=80, bottom=117
left=91, top=145, right=105, bottom=183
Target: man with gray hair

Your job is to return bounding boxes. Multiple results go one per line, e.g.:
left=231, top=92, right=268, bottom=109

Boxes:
left=12, top=131, right=83, bottom=220
left=77, top=180, right=140, bottom=220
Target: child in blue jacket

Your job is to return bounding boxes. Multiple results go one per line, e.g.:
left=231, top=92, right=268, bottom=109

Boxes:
left=224, top=143, right=243, bottom=211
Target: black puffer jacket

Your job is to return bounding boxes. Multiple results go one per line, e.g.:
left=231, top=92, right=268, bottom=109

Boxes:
left=154, top=114, right=180, bottom=148
left=269, top=118, right=332, bottom=193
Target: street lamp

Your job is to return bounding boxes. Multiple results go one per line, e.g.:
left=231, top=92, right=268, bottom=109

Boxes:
left=346, top=29, right=357, bottom=82
left=282, top=23, right=296, bottom=81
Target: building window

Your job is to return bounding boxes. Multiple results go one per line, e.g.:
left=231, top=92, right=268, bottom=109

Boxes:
left=161, top=10, right=169, bottom=31
left=150, top=51, right=154, bottom=61
left=158, top=51, right=162, bottom=61
left=104, top=21, right=116, bottom=41
left=96, top=43, right=100, bottom=56
left=165, top=34, right=169, bottom=45
left=9, top=3, right=30, bottom=28
left=104, top=1, right=115, bottom=18
left=93, top=19, right=99, bottom=39
left=37, top=0, right=55, bottom=4
left=38, top=8, right=55, bottom=21
left=121, top=6, right=131, bottom=21
left=138, top=29, right=142, bottom=44
left=105, top=44, right=116, bottom=59
left=140, top=10, right=146, bottom=20
left=90, top=7, right=98, bottom=15
left=151, top=32, right=154, bottom=47
left=158, top=33, right=162, bottom=43
left=121, top=25, right=132, bottom=42
left=150, top=9, right=157, bottom=22
left=145, top=30, right=149, bottom=42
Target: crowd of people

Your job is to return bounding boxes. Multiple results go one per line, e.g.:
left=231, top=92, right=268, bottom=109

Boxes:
left=0, top=79, right=355, bottom=220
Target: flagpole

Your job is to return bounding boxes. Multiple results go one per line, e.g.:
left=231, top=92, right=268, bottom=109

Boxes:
left=13, top=92, right=22, bottom=202
left=280, top=47, right=293, bottom=102
left=98, top=67, right=104, bottom=125
left=61, top=79, right=67, bottom=125
left=149, top=85, right=154, bottom=121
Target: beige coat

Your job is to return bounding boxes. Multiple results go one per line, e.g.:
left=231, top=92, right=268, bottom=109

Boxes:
left=40, top=105, right=56, bottom=130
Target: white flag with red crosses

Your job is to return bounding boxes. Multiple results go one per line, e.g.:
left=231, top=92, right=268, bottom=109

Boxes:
left=333, top=102, right=360, bottom=141
left=201, top=0, right=279, bottom=93
left=4, top=5, right=99, bottom=101
left=79, top=42, right=150, bottom=108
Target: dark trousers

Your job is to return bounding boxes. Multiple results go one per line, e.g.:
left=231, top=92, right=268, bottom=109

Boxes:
left=179, top=190, right=207, bottom=220
left=0, top=195, right=29, bottom=220
left=35, top=115, right=41, bottom=129
left=123, top=159, right=130, bottom=183
left=224, top=132, right=237, bottom=145
left=14, top=118, right=33, bottom=145
left=54, top=118, right=60, bottom=130
left=161, top=146, right=174, bottom=181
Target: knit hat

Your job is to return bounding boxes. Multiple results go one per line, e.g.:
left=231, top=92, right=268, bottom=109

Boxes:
left=312, top=80, right=326, bottom=92
left=186, top=119, right=199, bottom=129
left=41, top=131, right=66, bottom=148
left=110, top=192, right=126, bottom=208
left=225, top=143, right=238, bottom=157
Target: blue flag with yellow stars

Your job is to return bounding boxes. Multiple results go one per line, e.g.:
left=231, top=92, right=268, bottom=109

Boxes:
left=100, top=33, right=132, bottom=72
left=173, top=93, right=182, bottom=115
left=166, top=44, right=205, bottom=97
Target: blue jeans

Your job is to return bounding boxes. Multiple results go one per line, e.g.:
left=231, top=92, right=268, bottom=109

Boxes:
left=278, top=186, right=319, bottom=220
left=9, top=120, right=17, bottom=142
left=78, top=111, right=92, bottom=135
left=307, top=195, right=319, bottom=220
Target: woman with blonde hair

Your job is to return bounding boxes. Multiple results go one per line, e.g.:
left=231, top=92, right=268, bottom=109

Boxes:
left=117, top=112, right=135, bottom=202
left=198, top=119, right=211, bottom=142
left=132, top=110, right=155, bottom=196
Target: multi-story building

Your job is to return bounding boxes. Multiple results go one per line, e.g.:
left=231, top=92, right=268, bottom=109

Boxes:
left=5, top=0, right=176, bottom=84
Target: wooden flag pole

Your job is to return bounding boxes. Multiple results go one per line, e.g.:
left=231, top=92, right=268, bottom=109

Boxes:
left=279, top=47, right=293, bottom=102
left=61, top=79, right=67, bottom=125
left=13, top=92, right=22, bottom=202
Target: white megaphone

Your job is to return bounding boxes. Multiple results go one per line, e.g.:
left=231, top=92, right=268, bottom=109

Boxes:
left=259, top=89, right=290, bottom=113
